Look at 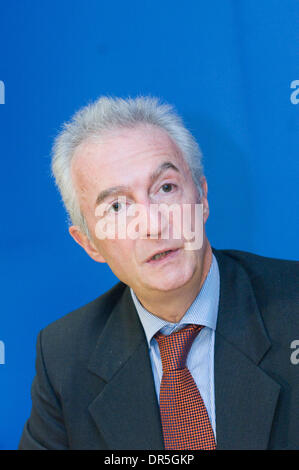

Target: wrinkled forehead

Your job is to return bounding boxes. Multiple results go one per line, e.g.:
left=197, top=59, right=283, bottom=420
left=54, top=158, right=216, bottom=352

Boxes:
left=70, top=124, right=190, bottom=190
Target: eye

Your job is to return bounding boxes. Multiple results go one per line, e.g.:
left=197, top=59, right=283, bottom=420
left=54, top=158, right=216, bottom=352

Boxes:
left=109, top=201, right=123, bottom=213
left=160, top=183, right=176, bottom=193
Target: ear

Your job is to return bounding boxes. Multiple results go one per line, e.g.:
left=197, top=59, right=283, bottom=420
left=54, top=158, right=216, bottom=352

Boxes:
left=200, top=176, right=209, bottom=224
left=68, top=225, right=106, bottom=263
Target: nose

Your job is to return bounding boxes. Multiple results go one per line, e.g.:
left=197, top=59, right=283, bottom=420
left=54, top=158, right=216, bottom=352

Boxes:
left=126, top=197, right=178, bottom=241
left=139, top=199, right=163, bottom=240
left=126, top=195, right=174, bottom=240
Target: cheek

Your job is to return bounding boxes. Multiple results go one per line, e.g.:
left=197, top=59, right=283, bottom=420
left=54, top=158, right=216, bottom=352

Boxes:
left=101, top=240, right=138, bottom=284
left=100, top=239, right=135, bottom=263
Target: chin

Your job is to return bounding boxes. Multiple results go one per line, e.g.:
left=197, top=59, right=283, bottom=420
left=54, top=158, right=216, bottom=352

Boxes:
left=146, top=268, right=194, bottom=293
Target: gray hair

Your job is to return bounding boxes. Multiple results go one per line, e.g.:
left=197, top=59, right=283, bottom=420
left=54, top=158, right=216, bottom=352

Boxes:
left=51, top=95, right=204, bottom=240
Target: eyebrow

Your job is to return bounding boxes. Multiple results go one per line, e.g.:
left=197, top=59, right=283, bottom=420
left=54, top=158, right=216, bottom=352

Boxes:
left=94, top=161, right=180, bottom=207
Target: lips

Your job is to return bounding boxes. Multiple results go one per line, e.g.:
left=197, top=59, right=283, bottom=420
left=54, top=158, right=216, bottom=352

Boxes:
left=146, top=247, right=180, bottom=263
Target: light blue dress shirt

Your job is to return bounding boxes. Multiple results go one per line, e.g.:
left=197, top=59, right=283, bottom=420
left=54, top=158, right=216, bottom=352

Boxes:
left=130, top=253, right=220, bottom=438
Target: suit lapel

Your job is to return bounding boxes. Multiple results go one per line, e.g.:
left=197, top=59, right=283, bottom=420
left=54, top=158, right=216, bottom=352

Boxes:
left=87, top=286, right=164, bottom=450
left=212, top=248, right=281, bottom=449
left=87, top=248, right=281, bottom=450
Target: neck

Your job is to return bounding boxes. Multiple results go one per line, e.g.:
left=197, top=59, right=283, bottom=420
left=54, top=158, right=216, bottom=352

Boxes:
left=135, top=240, right=213, bottom=323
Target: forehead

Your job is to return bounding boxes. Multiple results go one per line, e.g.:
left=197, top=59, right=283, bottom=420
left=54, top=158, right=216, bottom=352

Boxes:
left=71, top=124, right=189, bottom=191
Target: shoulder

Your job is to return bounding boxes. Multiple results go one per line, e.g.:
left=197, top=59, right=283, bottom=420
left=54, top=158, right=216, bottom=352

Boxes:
left=215, top=248, right=298, bottom=280
left=37, top=281, right=127, bottom=381
left=215, top=248, right=298, bottom=293
left=214, top=247, right=299, bottom=332
left=43, top=280, right=126, bottom=336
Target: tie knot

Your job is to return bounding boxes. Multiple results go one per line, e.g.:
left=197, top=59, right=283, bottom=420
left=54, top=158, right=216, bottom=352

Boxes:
left=154, top=324, right=204, bottom=372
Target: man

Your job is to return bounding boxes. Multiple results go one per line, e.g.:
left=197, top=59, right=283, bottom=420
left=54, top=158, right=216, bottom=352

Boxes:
left=19, top=96, right=298, bottom=450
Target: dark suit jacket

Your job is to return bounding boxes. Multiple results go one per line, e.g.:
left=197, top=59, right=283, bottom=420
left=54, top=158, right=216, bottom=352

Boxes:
left=19, top=248, right=299, bottom=450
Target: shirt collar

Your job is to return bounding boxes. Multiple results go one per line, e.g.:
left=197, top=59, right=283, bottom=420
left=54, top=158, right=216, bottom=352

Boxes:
left=130, top=253, right=220, bottom=346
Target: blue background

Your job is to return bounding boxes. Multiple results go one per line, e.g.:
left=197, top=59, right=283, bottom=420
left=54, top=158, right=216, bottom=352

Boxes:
left=0, top=0, right=298, bottom=449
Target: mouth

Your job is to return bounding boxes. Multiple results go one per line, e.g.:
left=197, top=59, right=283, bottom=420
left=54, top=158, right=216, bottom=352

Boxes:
left=146, top=248, right=181, bottom=264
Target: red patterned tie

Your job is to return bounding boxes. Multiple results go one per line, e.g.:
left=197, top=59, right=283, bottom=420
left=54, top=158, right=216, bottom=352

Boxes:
left=154, top=324, right=216, bottom=450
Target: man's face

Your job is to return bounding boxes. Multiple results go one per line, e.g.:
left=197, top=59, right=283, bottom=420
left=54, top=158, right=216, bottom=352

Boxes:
left=70, top=124, right=209, bottom=297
